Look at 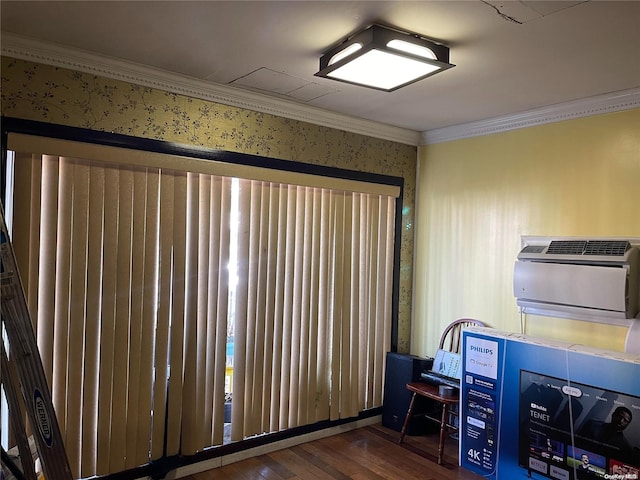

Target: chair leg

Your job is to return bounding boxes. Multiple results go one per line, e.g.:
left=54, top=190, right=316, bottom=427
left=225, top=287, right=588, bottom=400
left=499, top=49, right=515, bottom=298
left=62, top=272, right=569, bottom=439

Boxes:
left=437, top=403, right=449, bottom=465
left=398, top=392, right=418, bottom=444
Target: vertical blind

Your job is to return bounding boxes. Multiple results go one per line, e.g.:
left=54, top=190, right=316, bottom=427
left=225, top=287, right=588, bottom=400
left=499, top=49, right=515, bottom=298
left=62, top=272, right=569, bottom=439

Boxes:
left=7, top=136, right=397, bottom=478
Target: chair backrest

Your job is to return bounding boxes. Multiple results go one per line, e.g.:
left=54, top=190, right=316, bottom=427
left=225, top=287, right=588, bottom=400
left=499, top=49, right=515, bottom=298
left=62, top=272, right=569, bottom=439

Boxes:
left=438, top=318, right=486, bottom=354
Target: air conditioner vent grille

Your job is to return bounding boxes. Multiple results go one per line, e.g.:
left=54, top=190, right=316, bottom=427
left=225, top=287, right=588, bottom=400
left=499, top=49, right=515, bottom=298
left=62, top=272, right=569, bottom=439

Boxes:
left=583, top=240, right=630, bottom=256
left=521, top=245, right=546, bottom=254
left=547, top=240, right=587, bottom=255
left=545, top=240, right=630, bottom=256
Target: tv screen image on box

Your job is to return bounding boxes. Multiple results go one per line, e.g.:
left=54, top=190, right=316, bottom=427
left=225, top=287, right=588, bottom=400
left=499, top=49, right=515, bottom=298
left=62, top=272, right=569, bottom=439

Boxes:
left=519, top=370, right=640, bottom=480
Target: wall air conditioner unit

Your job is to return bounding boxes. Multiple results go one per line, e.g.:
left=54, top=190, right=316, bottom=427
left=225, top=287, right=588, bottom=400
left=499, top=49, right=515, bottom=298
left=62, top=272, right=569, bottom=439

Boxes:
left=513, top=238, right=640, bottom=327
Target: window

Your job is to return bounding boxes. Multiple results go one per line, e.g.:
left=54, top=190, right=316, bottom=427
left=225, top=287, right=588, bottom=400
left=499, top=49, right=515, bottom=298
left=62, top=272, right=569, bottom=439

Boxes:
left=2, top=131, right=401, bottom=478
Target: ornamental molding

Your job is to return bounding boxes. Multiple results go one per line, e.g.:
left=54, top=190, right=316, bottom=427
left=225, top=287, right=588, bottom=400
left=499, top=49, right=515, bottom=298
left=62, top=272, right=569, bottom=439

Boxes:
left=3, top=33, right=639, bottom=147
left=421, top=87, right=640, bottom=145
left=1, top=34, right=419, bottom=146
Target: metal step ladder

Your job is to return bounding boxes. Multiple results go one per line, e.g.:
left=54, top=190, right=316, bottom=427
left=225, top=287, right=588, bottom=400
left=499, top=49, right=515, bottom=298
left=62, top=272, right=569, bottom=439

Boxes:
left=1, top=204, right=73, bottom=480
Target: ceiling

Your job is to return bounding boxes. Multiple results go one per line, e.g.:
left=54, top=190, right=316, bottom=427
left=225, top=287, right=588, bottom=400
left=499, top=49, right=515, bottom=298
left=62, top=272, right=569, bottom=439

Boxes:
left=2, top=1, right=640, bottom=140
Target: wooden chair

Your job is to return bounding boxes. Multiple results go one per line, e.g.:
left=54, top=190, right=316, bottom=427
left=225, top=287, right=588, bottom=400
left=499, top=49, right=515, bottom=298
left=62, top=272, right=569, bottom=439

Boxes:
left=398, top=318, right=485, bottom=464
left=439, top=318, right=486, bottom=353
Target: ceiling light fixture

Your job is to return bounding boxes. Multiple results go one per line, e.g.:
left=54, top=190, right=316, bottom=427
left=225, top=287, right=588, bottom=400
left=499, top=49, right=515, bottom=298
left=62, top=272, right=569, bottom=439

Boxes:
left=316, top=24, right=454, bottom=92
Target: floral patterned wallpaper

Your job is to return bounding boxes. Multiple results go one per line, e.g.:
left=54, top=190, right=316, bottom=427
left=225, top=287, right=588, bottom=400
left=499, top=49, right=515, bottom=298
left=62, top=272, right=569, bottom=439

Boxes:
left=1, top=56, right=416, bottom=352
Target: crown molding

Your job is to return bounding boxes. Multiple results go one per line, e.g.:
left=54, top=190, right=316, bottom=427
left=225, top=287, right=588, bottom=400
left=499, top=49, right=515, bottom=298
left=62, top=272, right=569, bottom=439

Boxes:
left=1, top=33, right=421, bottom=146
left=421, top=87, right=640, bottom=145
left=4, top=34, right=638, bottom=149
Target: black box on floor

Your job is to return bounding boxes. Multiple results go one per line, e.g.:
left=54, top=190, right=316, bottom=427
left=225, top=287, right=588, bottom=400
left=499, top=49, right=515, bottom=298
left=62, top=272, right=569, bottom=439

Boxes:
left=382, top=352, right=437, bottom=435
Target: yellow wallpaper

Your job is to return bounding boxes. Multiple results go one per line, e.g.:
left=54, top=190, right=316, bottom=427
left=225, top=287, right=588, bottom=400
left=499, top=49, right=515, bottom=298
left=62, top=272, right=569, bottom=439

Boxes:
left=0, top=56, right=417, bottom=352
left=414, top=108, right=640, bottom=356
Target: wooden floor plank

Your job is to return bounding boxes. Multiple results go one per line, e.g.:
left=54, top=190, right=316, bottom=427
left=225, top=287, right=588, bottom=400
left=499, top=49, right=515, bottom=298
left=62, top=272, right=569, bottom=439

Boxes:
left=315, top=430, right=409, bottom=480
left=340, top=428, right=450, bottom=480
left=266, top=448, right=337, bottom=480
left=297, top=437, right=379, bottom=479
left=288, top=445, right=353, bottom=480
left=192, top=456, right=290, bottom=480
left=304, top=429, right=393, bottom=479
left=182, top=423, right=485, bottom=480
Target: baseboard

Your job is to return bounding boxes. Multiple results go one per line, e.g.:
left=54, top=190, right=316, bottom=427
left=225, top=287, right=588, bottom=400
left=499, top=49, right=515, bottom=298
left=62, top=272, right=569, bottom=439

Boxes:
left=164, top=415, right=382, bottom=479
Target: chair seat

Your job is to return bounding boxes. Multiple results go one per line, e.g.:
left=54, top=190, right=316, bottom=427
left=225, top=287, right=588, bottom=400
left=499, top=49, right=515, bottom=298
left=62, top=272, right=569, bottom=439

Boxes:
left=405, top=382, right=459, bottom=404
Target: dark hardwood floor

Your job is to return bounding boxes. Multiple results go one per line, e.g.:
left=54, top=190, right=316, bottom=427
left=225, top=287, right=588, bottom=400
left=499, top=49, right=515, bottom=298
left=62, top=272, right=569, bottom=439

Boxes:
left=184, top=423, right=485, bottom=480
